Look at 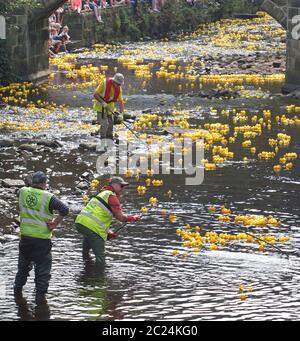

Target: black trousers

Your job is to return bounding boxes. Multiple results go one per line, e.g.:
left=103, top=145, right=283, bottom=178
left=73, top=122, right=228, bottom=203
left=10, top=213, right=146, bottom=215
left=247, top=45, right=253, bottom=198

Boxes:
left=14, top=236, right=52, bottom=295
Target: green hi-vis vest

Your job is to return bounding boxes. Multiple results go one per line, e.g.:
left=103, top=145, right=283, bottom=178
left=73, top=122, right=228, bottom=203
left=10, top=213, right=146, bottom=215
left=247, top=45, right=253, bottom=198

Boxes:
left=75, top=190, right=114, bottom=241
left=93, top=100, right=115, bottom=115
left=19, top=187, right=54, bottom=240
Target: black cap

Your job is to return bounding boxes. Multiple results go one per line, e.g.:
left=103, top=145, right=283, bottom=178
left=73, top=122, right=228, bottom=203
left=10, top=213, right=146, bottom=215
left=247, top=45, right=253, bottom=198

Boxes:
left=32, top=171, right=48, bottom=184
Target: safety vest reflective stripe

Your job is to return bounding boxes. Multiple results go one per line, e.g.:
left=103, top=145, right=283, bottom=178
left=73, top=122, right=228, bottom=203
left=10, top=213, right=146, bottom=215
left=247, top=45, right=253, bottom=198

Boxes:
left=91, top=198, right=113, bottom=216
left=75, top=190, right=115, bottom=241
left=19, top=206, right=53, bottom=220
left=78, top=211, right=107, bottom=229
left=40, top=191, right=51, bottom=213
left=19, top=187, right=54, bottom=240
left=21, top=218, right=48, bottom=228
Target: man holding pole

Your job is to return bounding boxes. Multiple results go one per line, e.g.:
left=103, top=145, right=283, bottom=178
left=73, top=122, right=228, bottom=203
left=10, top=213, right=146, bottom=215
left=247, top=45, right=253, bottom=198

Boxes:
left=75, top=177, right=141, bottom=266
left=93, top=73, right=125, bottom=140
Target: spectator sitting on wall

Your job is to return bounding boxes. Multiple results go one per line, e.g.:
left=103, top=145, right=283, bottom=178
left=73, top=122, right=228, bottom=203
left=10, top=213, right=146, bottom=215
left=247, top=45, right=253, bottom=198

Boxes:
left=69, top=0, right=82, bottom=14
left=59, top=26, right=71, bottom=42
left=84, top=0, right=103, bottom=23
left=58, top=26, right=71, bottom=52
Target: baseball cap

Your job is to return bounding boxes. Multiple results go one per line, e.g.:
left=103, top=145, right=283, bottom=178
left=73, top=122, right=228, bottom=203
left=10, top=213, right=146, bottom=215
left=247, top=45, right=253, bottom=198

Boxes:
left=109, top=176, right=129, bottom=186
left=32, top=171, right=48, bottom=184
left=112, top=73, right=124, bottom=86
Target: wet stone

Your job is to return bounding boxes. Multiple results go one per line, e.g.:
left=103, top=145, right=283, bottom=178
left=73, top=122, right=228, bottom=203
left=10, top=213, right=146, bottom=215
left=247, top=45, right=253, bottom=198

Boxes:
left=36, top=140, right=63, bottom=148
left=1, top=179, right=25, bottom=188
left=79, top=142, right=97, bottom=151
left=76, top=181, right=89, bottom=190
left=18, top=144, right=38, bottom=152
left=0, top=139, right=15, bottom=147
left=80, top=172, right=92, bottom=179
left=273, top=62, right=281, bottom=68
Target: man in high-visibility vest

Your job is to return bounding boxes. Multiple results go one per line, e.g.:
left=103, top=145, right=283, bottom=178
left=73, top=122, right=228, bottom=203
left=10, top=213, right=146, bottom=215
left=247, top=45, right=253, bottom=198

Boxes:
left=75, top=176, right=141, bottom=266
left=93, top=73, right=125, bottom=140
left=14, top=171, right=69, bottom=304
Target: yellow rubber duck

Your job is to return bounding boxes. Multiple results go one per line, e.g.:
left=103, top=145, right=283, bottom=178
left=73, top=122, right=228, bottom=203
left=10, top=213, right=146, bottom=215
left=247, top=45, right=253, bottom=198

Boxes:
left=140, top=207, right=149, bottom=214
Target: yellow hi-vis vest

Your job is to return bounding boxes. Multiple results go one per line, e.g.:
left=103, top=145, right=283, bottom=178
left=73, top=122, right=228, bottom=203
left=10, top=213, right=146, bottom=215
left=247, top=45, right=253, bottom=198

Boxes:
left=93, top=100, right=115, bottom=115
left=19, top=187, right=54, bottom=240
left=93, top=79, right=118, bottom=114
left=75, top=190, right=115, bottom=241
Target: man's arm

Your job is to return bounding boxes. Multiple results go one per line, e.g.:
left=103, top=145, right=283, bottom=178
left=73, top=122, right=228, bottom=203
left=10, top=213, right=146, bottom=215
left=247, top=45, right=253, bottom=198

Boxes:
left=118, top=100, right=125, bottom=113
left=108, top=195, right=127, bottom=222
left=94, top=92, right=106, bottom=105
left=94, top=80, right=107, bottom=106
left=108, top=195, right=141, bottom=223
left=118, top=88, right=125, bottom=113
left=47, top=196, right=69, bottom=230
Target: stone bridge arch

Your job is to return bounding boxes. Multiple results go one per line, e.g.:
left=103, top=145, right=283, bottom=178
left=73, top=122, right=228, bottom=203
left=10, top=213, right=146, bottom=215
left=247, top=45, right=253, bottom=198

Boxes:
left=259, top=0, right=288, bottom=29
left=257, top=0, right=300, bottom=92
left=4, top=0, right=66, bottom=81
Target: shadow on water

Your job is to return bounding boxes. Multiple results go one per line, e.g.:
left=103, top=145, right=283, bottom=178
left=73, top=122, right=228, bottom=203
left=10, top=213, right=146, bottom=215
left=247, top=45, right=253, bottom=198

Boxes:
left=14, top=296, right=51, bottom=321
left=75, top=262, right=126, bottom=321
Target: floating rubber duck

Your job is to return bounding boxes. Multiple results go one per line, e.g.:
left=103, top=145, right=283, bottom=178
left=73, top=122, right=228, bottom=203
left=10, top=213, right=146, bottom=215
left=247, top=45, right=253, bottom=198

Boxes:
left=221, top=207, right=231, bottom=215
left=140, top=207, right=149, bottom=214
left=149, top=197, right=158, bottom=206
left=90, top=179, right=99, bottom=190
left=169, top=214, right=177, bottom=222
left=210, top=244, right=219, bottom=251
left=274, top=165, right=282, bottom=173
left=137, top=186, right=147, bottom=195
left=172, top=250, right=179, bottom=257
left=82, top=195, right=89, bottom=203
left=240, top=294, right=247, bottom=301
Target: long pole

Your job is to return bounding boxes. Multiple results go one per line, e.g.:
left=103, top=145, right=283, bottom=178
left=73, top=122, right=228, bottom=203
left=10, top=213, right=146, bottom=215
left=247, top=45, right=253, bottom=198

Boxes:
left=114, top=223, right=127, bottom=234
left=107, top=108, right=150, bottom=150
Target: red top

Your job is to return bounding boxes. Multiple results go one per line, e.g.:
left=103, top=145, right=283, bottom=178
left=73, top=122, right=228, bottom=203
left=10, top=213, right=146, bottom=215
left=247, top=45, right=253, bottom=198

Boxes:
left=104, top=78, right=121, bottom=103
left=103, top=185, right=122, bottom=214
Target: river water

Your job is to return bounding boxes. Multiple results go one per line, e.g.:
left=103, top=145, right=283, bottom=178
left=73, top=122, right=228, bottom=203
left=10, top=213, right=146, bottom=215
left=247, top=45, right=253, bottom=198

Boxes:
left=1, top=16, right=300, bottom=321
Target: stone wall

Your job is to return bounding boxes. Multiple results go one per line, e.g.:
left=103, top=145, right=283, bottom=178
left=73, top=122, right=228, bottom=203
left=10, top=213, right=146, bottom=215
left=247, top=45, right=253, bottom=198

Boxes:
left=5, top=12, right=50, bottom=82
left=63, top=2, right=219, bottom=46
left=283, top=0, right=300, bottom=92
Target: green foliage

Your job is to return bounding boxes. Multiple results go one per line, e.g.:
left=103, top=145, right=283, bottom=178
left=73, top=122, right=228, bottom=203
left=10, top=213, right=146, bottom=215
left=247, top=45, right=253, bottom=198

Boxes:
left=0, top=0, right=40, bottom=14
left=0, top=40, right=16, bottom=85
left=94, top=0, right=228, bottom=43
left=222, top=0, right=259, bottom=16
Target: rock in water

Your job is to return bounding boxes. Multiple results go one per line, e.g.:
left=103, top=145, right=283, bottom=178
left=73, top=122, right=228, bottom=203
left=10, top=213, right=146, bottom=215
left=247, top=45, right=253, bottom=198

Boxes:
left=36, top=140, right=63, bottom=148
left=76, top=181, right=89, bottom=190
left=18, top=144, right=38, bottom=152
left=0, top=139, right=15, bottom=147
left=1, top=179, right=26, bottom=188
left=79, top=142, right=97, bottom=151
